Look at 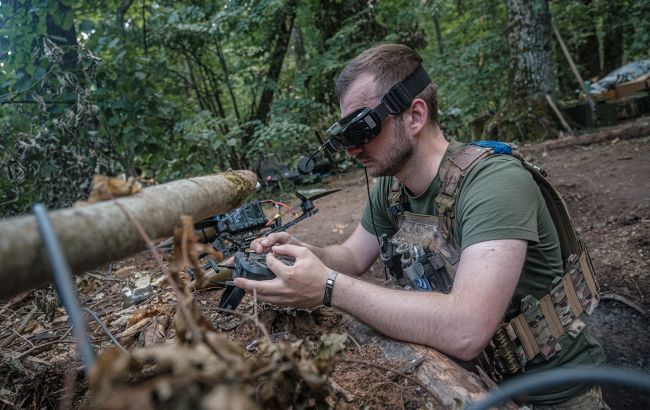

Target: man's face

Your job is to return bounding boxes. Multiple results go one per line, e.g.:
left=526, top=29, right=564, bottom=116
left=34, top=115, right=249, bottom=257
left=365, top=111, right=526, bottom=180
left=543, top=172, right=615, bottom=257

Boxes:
left=339, top=74, right=414, bottom=177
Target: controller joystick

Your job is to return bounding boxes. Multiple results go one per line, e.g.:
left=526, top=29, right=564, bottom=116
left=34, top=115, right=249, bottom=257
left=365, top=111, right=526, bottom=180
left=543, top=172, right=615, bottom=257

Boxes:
left=218, top=251, right=295, bottom=311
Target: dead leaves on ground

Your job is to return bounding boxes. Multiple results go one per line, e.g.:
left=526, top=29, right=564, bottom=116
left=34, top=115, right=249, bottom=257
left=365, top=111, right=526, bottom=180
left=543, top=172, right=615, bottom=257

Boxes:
left=88, top=214, right=350, bottom=409
left=91, top=307, right=349, bottom=409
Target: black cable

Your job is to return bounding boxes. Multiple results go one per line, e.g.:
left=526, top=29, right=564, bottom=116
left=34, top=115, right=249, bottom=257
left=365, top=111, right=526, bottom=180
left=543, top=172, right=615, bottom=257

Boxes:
left=81, top=307, right=127, bottom=353
left=33, top=203, right=96, bottom=374
left=364, top=168, right=388, bottom=280
left=469, top=366, right=650, bottom=410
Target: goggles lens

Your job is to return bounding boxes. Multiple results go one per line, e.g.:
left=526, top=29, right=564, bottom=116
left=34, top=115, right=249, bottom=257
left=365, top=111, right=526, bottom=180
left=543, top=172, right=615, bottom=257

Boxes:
left=326, top=107, right=381, bottom=151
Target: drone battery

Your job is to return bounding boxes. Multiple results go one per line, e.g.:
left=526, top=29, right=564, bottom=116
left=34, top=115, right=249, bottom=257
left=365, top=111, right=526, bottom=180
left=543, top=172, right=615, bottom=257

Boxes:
left=217, top=201, right=268, bottom=234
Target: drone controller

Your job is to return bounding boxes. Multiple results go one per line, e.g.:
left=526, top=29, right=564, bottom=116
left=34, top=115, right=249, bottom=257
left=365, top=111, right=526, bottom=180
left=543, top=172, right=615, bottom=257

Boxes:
left=218, top=251, right=295, bottom=311
left=233, top=251, right=295, bottom=281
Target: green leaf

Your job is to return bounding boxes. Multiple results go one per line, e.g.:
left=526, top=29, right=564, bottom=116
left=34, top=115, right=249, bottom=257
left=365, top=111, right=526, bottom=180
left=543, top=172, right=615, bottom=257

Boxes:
left=62, top=12, right=74, bottom=30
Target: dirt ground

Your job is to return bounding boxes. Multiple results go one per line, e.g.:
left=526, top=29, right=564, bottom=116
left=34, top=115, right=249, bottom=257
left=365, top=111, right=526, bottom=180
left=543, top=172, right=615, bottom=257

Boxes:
left=1, top=133, right=649, bottom=409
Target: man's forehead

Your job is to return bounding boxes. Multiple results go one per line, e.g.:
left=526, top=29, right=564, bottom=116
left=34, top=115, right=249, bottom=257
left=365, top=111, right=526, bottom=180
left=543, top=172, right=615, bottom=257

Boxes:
left=340, top=73, right=381, bottom=115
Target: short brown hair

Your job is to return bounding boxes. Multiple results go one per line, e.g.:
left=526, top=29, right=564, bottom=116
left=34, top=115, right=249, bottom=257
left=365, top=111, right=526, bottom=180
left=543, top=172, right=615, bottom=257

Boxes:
left=335, top=44, right=438, bottom=124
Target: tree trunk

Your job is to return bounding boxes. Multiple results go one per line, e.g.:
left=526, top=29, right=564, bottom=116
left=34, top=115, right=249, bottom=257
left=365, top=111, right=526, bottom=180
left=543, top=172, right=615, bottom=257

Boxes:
left=252, top=0, right=298, bottom=127
left=0, top=171, right=257, bottom=300
left=602, top=0, right=624, bottom=75
left=486, top=0, right=557, bottom=140
left=46, top=0, right=78, bottom=70
left=575, top=0, right=600, bottom=80
left=432, top=10, right=444, bottom=55
left=507, top=0, right=555, bottom=100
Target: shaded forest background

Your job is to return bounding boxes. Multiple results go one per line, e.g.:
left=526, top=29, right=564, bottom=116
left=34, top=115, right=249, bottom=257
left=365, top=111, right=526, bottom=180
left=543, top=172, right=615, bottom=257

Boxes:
left=1, top=0, right=648, bottom=217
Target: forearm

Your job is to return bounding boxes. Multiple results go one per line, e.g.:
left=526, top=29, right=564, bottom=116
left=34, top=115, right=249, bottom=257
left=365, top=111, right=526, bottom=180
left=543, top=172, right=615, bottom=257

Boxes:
left=330, top=274, right=490, bottom=360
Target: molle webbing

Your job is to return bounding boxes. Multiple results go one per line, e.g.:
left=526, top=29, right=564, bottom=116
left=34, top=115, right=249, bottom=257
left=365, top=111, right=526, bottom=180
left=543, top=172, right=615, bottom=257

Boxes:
left=435, top=145, right=492, bottom=240
left=430, top=142, right=600, bottom=381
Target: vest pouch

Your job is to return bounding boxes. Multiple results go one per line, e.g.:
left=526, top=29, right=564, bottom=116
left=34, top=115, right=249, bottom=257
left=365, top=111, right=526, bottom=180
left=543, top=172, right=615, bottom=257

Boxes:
left=427, top=253, right=453, bottom=293
left=402, top=259, right=433, bottom=291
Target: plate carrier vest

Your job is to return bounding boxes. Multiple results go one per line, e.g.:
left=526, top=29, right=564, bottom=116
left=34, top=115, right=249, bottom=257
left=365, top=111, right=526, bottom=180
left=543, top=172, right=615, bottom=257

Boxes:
left=380, top=141, right=600, bottom=382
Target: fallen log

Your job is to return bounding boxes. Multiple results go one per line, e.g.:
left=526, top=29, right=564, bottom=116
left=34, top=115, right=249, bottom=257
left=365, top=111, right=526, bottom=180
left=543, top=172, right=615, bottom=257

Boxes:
left=343, top=315, right=517, bottom=409
left=0, top=170, right=257, bottom=300
left=522, top=116, right=650, bottom=152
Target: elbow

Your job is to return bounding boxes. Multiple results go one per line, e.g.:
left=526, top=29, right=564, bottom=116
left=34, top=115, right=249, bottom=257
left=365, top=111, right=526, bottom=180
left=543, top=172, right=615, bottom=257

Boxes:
left=448, top=324, right=495, bottom=361
left=451, top=336, right=486, bottom=362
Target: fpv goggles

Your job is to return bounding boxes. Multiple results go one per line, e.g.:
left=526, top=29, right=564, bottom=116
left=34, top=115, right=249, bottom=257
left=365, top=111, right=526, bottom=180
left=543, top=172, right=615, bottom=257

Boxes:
left=326, top=65, right=431, bottom=151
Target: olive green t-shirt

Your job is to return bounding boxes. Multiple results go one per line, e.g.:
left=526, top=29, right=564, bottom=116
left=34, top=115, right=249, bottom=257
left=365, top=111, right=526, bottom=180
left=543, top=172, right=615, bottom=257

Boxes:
left=360, top=140, right=606, bottom=404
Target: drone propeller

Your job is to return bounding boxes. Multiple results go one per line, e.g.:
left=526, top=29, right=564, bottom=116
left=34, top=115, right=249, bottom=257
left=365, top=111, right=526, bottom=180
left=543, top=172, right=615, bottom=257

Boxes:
left=300, top=188, right=341, bottom=202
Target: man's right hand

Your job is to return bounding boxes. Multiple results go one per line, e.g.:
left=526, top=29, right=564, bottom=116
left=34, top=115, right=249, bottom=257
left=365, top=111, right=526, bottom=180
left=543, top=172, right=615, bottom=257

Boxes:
left=250, top=232, right=302, bottom=254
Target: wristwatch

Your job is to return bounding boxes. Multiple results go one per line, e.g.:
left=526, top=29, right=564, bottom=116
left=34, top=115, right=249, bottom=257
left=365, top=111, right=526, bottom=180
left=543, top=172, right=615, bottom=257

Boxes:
left=323, top=270, right=339, bottom=307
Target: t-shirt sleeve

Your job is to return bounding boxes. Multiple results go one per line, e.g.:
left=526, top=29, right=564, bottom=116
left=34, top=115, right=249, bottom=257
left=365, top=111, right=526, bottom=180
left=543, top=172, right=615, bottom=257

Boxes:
left=360, top=177, right=397, bottom=236
left=455, top=156, right=541, bottom=250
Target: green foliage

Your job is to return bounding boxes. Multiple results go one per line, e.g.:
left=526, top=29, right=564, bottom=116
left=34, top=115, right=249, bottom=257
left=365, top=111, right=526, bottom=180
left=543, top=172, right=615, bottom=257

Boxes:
left=1, top=0, right=647, bottom=216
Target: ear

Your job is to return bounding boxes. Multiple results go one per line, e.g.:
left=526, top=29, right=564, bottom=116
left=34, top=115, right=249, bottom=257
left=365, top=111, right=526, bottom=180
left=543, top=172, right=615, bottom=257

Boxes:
left=408, top=98, right=428, bottom=134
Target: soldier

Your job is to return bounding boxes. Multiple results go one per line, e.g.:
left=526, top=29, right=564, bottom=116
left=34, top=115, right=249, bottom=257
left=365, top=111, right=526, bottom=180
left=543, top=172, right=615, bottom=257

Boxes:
left=235, top=44, right=607, bottom=408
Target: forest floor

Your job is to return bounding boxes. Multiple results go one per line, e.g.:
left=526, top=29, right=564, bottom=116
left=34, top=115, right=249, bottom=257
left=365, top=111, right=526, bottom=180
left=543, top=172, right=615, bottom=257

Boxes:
left=1, top=130, right=649, bottom=409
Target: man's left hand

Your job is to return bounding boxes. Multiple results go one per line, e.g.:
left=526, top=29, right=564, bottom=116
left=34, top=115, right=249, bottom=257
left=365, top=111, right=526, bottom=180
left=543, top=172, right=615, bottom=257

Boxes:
left=234, top=244, right=330, bottom=308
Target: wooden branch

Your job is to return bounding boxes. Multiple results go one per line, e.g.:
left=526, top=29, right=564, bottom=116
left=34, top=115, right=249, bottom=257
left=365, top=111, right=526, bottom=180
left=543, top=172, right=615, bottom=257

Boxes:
left=551, top=20, right=596, bottom=117
left=0, top=171, right=257, bottom=300
left=214, top=38, right=241, bottom=122
left=545, top=94, right=574, bottom=134
left=522, top=117, right=650, bottom=151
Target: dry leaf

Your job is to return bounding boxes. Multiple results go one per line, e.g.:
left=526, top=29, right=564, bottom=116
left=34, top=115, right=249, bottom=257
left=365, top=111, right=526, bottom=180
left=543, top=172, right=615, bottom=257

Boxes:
left=77, top=175, right=142, bottom=206
left=126, top=303, right=172, bottom=328
left=142, top=315, right=170, bottom=347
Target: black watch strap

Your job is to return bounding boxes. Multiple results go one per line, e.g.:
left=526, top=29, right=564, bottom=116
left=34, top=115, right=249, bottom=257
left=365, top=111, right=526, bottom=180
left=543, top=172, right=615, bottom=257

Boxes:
left=323, top=270, right=339, bottom=307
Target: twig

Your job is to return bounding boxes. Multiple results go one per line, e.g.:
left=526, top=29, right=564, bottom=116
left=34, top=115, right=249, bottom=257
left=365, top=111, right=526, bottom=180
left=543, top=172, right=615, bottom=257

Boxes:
left=10, top=327, right=34, bottom=347
left=348, top=334, right=362, bottom=350
left=16, top=327, right=74, bottom=360
left=58, top=366, right=77, bottom=410
left=0, top=64, right=55, bottom=102
left=212, top=306, right=271, bottom=343
left=339, top=358, right=440, bottom=404
left=114, top=201, right=203, bottom=345
left=84, top=272, right=123, bottom=283
left=86, top=293, right=120, bottom=309
left=600, top=292, right=647, bottom=317
left=81, top=307, right=127, bottom=352
left=329, top=378, right=354, bottom=403
left=0, top=306, right=38, bottom=348
left=253, top=288, right=261, bottom=334
left=387, top=357, right=426, bottom=381
left=0, top=291, right=32, bottom=316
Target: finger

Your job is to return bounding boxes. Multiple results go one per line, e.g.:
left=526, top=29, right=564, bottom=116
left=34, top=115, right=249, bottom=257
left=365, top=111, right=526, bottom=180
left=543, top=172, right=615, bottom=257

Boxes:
left=265, top=232, right=292, bottom=246
left=249, top=239, right=261, bottom=253
left=265, top=252, right=294, bottom=277
left=234, top=277, right=282, bottom=294
left=271, top=243, right=306, bottom=259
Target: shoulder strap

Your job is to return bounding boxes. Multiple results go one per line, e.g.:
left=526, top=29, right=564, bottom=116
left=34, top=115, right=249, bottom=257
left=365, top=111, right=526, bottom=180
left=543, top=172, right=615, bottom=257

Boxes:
left=435, top=144, right=492, bottom=239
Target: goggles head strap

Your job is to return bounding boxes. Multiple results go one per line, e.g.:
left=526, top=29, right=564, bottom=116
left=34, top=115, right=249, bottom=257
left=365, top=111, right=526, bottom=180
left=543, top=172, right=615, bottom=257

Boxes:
left=375, top=65, right=431, bottom=119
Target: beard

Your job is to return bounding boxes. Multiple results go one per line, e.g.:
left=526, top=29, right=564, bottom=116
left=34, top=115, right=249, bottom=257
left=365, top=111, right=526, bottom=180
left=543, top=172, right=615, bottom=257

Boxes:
left=363, top=118, right=414, bottom=177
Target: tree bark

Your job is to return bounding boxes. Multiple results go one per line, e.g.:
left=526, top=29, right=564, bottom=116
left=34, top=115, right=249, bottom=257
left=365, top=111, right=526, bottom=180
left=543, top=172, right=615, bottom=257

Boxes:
left=602, top=0, right=624, bottom=75
left=252, top=0, right=297, bottom=126
left=46, top=0, right=79, bottom=70
left=0, top=171, right=257, bottom=300
left=506, top=0, right=555, bottom=100
left=486, top=0, right=557, bottom=140
left=575, top=0, right=600, bottom=80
